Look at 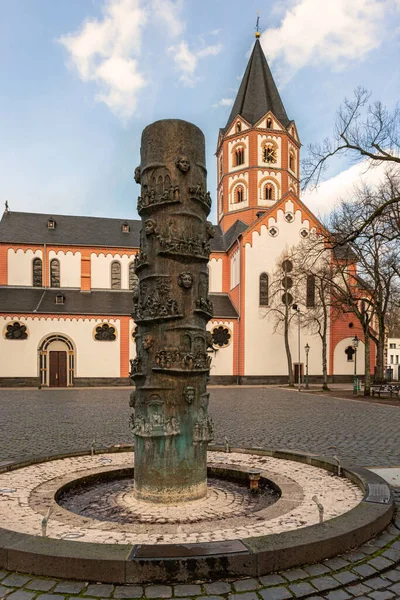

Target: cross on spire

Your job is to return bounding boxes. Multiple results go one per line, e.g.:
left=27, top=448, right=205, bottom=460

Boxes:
left=255, top=12, right=260, bottom=38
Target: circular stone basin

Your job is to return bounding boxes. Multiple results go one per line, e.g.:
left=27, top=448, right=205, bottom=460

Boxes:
left=0, top=447, right=394, bottom=584
left=2, top=451, right=363, bottom=544
left=57, top=470, right=280, bottom=524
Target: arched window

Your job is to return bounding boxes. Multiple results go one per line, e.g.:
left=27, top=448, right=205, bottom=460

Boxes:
left=156, top=175, right=163, bottom=195
left=306, top=275, right=315, bottom=308
left=236, top=122, right=241, bottom=133
left=259, top=273, right=269, bottom=306
left=111, top=261, right=121, bottom=290
left=129, top=262, right=138, bottom=290
left=32, top=258, right=42, bottom=287
left=235, top=147, right=244, bottom=166
left=266, top=118, right=273, bottom=129
left=219, top=193, right=223, bottom=213
left=219, top=156, right=223, bottom=179
left=235, top=185, right=244, bottom=203
left=289, top=151, right=295, bottom=172
left=50, top=259, right=60, bottom=288
left=264, top=184, right=274, bottom=200
left=263, top=143, right=277, bottom=164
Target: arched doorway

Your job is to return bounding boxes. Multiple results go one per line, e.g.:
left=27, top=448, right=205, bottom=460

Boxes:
left=38, top=334, right=75, bottom=387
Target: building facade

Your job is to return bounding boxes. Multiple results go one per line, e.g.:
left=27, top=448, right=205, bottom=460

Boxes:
left=0, top=39, right=375, bottom=387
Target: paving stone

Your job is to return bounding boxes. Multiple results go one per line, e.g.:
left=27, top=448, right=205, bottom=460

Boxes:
left=368, top=557, right=394, bottom=571
left=364, top=576, right=390, bottom=590
left=311, top=576, right=338, bottom=592
left=202, top=597, right=225, bottom=600
left=25, top=580, right=57, bottom=592
left=358, top=545, right=377, bottom=555
left=288, top=582, right=316, bottom=596
left=0, top=574, right=8, bottom=582
left=228, top=593, right=259, bottom=600
left=0, top=585, right=10, bottom=598
left=85, top=584, right=114, bottom=598
left=232, top=579, right=259, bottom=592
left=324, top=557, right=350, bottom=570
left=391, top=541, right=400, bottom=550
left=324, top=591, right=352, bottom=600
left=145, top=585, right=172, bottom=599
left=281, top=568, right=309, bottom=582
left=258, top=575, right=286, bottom=587
left=2, top=576, right=32, bottom=589
left=332, top=571, right=359, bottom=585
left=388, top=582, right=400, bottom=594
left=341, top=552, right=366, bottom=563
left=382, top=548, right=400, bottom=562
left=35, top=595, right=66, bottom=600
left=352, top=563, right=377, bottom=577
left=6, top=593, right=36, bottom=600
left=368, top=592, right=395, bottom=600
left=114, top=586, right=143, bottom=598
left=384, top=568, right=400, bottom=583
left=304, top=563, right=331, bottom=576
left=346, top=583, right=375, bottom=596
left=204, top=582, right=232, bottom=595
left=174, top=585, right=202, bottom=597
left=53, top=581, right=87, bottom=594
left=258, top=588, right=293, bottom=600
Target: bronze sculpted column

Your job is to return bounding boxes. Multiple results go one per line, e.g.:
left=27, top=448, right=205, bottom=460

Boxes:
left=130, top=119, right=214, bottom=503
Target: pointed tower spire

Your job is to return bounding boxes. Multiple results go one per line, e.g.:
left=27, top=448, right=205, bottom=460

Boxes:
left=224, top=39, right=289, bottom=133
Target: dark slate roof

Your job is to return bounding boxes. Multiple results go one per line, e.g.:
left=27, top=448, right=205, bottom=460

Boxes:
left=224, top=39, right=290, bottom=133
left=210, top=224, right=225, bottom=252
left=333, top=244, right=358, bottom=262
left=223, top=220, right=248, bottom=250
left=0, top=211, right=142, bottom=248
left=0, top=288, right=238, bottom=318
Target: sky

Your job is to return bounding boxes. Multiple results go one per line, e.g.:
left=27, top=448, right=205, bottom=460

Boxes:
left=1, top=0, right=400, bottom=225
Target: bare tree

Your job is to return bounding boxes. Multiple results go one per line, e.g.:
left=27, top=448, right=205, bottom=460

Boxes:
left=303, top=87, right=400, bottom=243
left=261, top=255, right=299, bottom=387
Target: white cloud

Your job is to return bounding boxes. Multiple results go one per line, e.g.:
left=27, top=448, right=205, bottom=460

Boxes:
left=212, top=97, right=234, bottom=108
left=58, top=0, right=148, bottom=120
left=302, top=160, right=388, bottom=219
left=169, top=40, right=222, bottom=87
left=261, top=0, right=391, bottom=82
left=151, top=0, right=184, bottom=37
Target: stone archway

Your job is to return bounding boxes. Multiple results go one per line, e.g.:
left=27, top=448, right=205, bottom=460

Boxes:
left=38, top=334, right=75, bottom=387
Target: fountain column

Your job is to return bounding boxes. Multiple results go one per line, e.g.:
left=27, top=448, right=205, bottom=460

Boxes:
left=130, top=119, right=214, bottom=503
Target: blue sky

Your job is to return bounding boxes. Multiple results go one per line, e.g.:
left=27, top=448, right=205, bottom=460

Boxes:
left=1, top=0, right=400, bottom=224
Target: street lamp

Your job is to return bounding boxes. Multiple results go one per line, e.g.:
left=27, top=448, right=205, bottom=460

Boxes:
left=292, top=304, right=301, bottom=391
left=305, top=343, right=310, bottom=390
left=352, top=335, right=359, bottom=396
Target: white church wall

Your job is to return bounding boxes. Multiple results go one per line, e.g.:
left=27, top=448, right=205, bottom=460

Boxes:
left=230, top=248, right=240, bottom=289
left=207, top=320, right=234, bottom=376
left=48, top=250, right=81, bottom=288
left=129, top=318, right=136, bottom=361
left=334, top=337, right=365, bottom=375
left=244, top=204, right=326, bottom=376
left=209, top=257, right=223, bottom=292
left=91, top=253, right=136, bottom=289
left=0, top=316, right=120, bottom=378
left=7, top=248, right=43, bottom=286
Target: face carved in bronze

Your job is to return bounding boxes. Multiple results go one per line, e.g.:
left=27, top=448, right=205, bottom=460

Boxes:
left=134, top=166, right=141, bottom=184
left=176, top=155, right=190, bottom=173
left=142, top=334, right=154, bottom=350
left=184, top=386, right=195, bottom=404
left=178, top=272, right=194, bottom=289
left=144, top=219, right=156, bottom=236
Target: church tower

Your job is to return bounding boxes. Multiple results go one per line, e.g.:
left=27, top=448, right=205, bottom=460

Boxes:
left=216, top=37, right=301, bottom=232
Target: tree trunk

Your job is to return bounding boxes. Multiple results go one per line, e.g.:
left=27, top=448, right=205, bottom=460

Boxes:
left=284, top=313, right=294, bottom=386
left=321, top=333, right=329, bottom=390
left=375, top=316, right=386, bottom=382
left=364, top=330, right=371, bottom=396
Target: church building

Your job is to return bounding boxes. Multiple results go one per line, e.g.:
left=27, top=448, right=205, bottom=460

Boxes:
left=0, top=37, right=374, bottom=387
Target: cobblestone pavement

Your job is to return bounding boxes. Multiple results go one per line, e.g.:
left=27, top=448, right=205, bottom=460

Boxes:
left=0, top=387, right=399, bottom=467
left=1, top=387, right=400, bottom=598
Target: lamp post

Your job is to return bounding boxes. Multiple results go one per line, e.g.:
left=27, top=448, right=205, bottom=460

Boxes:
left=352, top=335, right=359, bottom=396
left=292, top=304, right=301, bottom=391
left=305, top=343, right=310, bottom=390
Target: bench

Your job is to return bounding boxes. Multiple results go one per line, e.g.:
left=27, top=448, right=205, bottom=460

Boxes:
left=371, top=384, right=400, bottom=398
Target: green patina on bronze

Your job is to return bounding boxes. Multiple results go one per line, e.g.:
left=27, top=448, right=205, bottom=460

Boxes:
left=130, top=119, right=214, bottom=503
